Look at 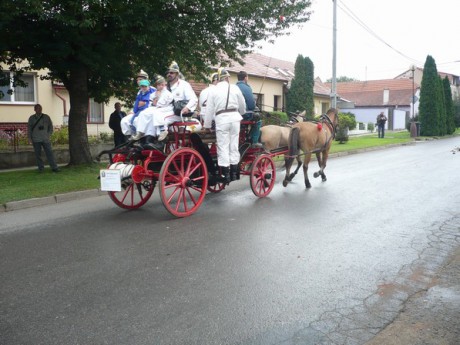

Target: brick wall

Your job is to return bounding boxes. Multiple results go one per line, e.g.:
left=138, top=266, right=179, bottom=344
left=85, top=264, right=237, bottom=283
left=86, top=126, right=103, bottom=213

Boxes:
left=0, top=122, right=28, bottom=133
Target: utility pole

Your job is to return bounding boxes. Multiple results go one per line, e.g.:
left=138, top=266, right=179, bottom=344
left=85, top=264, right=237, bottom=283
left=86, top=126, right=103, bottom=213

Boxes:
left=331, top=0, right=337, bottom=109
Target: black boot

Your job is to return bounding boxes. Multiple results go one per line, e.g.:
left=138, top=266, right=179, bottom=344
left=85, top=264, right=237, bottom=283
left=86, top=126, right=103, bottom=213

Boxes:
left=230, top=164, right=239, bottom=181
left=220, top=166, right=231, bottom=184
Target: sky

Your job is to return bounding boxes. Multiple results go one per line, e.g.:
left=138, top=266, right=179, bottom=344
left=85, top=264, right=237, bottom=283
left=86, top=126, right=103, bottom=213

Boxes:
left=255, top=0, right=460, bottom=81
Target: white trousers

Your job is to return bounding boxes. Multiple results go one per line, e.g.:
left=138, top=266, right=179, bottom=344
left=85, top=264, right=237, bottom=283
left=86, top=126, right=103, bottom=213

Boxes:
left=216, top=121, right=240, bottom=167
left=120, top=114, right=137, bottom=136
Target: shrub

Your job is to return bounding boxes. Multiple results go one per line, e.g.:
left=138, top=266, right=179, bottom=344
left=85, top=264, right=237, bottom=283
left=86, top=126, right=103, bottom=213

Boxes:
left=335, top=112, right=356, bottom=144
left=262, top=111, right=289, bottom=126
left=367, top=122, right=375, bottom=132
left=51, top=126, right=69, bottom=145
left=99, top=132, right=113, bottom=143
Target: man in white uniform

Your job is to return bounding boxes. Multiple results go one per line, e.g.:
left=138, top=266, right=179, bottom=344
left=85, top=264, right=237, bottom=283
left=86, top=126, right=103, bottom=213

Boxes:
left=204, top=67, right=246, bottom=183
left=166, top=61, right=198, bottom=120
left=198, top=72, right=218, bottom=123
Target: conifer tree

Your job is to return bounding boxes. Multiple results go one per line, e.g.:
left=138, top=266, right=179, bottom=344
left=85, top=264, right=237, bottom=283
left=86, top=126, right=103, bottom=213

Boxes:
left=443, top=77, right=456, bottom=134
left=304, top=57, right=315, bottom=119
left=437, top=76, right=447, bottom=136
left=419, top=55, right=440, bottom=136
left=286, top=55, right=315, bottom=118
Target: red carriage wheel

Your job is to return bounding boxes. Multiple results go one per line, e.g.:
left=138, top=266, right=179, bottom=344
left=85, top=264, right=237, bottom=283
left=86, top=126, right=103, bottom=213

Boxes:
left=159, top=147, right=208, bottom=217
left=207, top=182, right=226, bottom=193
left=108, top=164, right=155, bottom=209
left=250, top=154, right=276, bottom=197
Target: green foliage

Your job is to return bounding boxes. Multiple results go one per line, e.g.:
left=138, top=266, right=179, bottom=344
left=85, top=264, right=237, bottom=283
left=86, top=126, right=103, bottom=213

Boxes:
left=51, top=126, right=69, bottom=145
left=335, top=112, right=356, bottom=144
left=454, top=98, right=460, bottom=128
left=367, top=122, right=375, bottom=132
left=419, top=55, right=441, bottom=136
left=0, top=0, right=312, bottom=164
left=443, top=77, right=456, bottom=134
left=437, top=76, right=447, bottom=136
left=326, top=76, right=358, bottom=83
left=286, top=54, right=315, bottom=118
left=99, top=132, right=114, bottom=143
left=262, top=111, right=289, bottom=126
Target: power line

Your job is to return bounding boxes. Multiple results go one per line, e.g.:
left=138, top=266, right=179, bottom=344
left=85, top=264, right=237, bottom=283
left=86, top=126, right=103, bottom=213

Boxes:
left=337, top=0, right=421, bottom=65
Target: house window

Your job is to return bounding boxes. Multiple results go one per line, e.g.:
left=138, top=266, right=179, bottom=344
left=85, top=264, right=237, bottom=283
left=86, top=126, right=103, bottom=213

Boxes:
left=0, top=72, right=36, bottom=104
left=253, top=93, right=264, bottom=111
left=321, top=102, right=328, bottom=114
left=274, top=95, right=281, bottom=111
left=88, top=98, right=104, bottom=123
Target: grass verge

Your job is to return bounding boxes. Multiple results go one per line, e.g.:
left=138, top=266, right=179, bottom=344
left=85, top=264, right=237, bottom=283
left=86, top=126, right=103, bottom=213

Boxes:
left=1, top=164, right=105, bottom=205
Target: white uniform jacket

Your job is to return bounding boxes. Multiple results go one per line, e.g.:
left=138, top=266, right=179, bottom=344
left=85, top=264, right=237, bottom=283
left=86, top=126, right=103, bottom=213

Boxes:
left=168, top=79, right=198, bottom=112
left=198, top=84, right=215, bottom=117
left=204, top=81, right=246, bottom=128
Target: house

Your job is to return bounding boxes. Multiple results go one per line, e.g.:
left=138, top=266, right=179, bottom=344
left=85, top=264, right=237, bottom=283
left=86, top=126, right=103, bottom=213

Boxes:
left=1, top=53, right=332, bottom=140
left=394, top=67, right=460, bottom=100
left=327, top=79, right=420, bottom=130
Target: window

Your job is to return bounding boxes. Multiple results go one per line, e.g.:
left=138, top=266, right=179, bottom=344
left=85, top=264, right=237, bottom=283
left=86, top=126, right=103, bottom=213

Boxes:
left=0, top=72, right=36, bottom=104
left=88, top=98, right=104, bottom=123
left=274, top=95, right=281, bottom=111
left=321, top=102, right=328, bottom=114
left=253, top=93, right=264, bottom=111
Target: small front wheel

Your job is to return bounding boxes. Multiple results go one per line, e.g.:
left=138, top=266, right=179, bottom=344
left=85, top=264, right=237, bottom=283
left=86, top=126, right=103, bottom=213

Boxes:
left=250, top=155, right=276, bottom=197
left=159, top=148, right=208, bottom=217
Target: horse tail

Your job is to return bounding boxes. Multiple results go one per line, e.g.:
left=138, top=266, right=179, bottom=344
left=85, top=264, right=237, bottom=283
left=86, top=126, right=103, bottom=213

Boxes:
left=288, top=127, right=300, bottom=158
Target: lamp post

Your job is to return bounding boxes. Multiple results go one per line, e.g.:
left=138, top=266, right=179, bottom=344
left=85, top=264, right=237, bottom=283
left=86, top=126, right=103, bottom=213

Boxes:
left=409, top=65, right=417, bottom=137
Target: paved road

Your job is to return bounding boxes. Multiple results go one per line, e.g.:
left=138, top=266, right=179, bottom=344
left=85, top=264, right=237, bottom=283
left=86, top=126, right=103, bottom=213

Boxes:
left=1, top=137, right=459, bottom=345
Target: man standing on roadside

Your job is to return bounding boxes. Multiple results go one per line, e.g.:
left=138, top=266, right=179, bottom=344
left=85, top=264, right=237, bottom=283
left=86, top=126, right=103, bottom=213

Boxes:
left=236, top=71, right=261, bottom=147
left=108, top=102, right=127, bottom=146
left=28, top=104, right=59, bottom=173
left=376, top=111, right=388, bottom=138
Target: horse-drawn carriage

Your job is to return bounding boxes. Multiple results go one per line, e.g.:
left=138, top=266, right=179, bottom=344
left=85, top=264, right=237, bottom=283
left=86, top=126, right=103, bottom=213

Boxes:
left=97, top=108, right=338, bottom=218
left=97, top=114, right=283, bottom=218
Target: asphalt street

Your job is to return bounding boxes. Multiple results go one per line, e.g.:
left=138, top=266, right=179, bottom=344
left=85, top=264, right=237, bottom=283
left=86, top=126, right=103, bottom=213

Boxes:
left=1, top=137, right=459, bottom=345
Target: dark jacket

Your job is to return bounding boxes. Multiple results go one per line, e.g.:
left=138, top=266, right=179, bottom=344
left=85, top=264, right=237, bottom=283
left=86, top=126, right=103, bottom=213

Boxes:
left=236, top=81, right=255, bottom=112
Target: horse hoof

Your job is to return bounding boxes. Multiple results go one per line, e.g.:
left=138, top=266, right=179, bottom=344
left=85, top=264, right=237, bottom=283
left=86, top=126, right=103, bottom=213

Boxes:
left=282, top=180, right=288, bottom=187
left=313, top=172, right=319, bottom=178
left=322, top=177, right=327, bottom=182
left=305, top=182, right=312, bottom=189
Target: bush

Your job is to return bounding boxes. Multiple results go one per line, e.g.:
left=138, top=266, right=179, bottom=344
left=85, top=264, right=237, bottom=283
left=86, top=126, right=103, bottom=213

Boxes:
left=99, top=132, right=113, bottom=143
left=335, top=113, right=356, bottom=144
left=367, top=122, right=375, bottom=132
left=51, top=126, right=69, bottom=145
left=261, top=111, right=289, bottom=125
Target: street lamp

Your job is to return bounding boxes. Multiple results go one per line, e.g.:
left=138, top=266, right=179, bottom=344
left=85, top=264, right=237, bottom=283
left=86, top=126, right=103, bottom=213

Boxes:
left=410, top=64, right=415, bottom=118
left=409, top=65, right=417, bottom=137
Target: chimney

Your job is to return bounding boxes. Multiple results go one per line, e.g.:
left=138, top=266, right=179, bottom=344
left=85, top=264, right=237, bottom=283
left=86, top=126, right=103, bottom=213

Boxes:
left=383, top=88, right=389, bottom=105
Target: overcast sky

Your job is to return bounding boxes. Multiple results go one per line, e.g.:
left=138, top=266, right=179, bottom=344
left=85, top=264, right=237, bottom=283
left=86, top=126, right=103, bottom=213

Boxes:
left=256, top=0, right=459, bottom=81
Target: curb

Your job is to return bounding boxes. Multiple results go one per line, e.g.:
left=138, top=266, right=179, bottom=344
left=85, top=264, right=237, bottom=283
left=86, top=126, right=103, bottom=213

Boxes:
left=3, top=189, right=106, bottom=213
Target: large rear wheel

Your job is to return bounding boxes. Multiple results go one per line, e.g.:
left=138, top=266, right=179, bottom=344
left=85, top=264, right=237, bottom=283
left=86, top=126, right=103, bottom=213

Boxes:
left=250, top=155, right=276, bottom=197
left=159, top=148, right=208, bottom=217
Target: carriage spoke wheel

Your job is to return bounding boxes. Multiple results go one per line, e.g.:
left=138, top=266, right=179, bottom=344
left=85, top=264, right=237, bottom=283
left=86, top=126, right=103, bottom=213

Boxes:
left=250, top=155, right=276, bottom=197
left=207, top=166, right=226, bottom=193
left=159, top=148, right=208, bottom=217
left=108, top=166, right=155, bottom=210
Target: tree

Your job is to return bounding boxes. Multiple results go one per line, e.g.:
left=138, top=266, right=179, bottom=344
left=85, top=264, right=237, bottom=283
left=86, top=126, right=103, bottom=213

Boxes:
left=326, top=76, right=358, bottom=83
left=0, top=0, right=312, bottom=165
left=419, top=55, right=440, bottom=136
left=437, top=76, right=447, bottom=136
left=286, top=54, right=314, bottom=118
left=442, top=77, right=456, bottom=134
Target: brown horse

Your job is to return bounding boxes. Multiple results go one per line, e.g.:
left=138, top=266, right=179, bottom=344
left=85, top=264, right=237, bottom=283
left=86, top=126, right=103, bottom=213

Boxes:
left=283, top=108, right=338, bottom=188
left=260, top=111, right=306, bottom=151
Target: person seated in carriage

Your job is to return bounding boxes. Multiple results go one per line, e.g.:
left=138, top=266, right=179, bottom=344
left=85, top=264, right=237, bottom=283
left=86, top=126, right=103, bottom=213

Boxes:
left=130, top=74, right=174, bottom=142
left=120, top=70, right=156, bottom=138
left=204, top=67, right=246, bottom=183
left=166, top=61, right=198, bottom=119
left=198, top=72, right=219, bottom=124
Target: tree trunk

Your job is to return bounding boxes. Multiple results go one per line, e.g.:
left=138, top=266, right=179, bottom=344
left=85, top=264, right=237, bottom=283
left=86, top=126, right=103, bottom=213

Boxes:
left=66, top=67, right=92, bottom=165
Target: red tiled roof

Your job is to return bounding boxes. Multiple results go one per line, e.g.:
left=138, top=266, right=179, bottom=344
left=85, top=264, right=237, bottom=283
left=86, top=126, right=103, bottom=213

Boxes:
left=327, top=79, right=419, bottom=106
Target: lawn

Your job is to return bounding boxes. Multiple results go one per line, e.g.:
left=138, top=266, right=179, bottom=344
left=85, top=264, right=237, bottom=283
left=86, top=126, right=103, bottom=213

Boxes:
left=0, top=164, right=105, bottom=205
left=330, top=131, right=412, bottom=153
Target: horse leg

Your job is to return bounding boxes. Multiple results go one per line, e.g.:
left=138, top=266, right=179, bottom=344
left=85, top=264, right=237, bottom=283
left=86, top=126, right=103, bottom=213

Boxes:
left=289, top=154, right=302, bottom=181
left=283, top=156, right=294, bottom=187
left=313, top=152, right=323, bottom=179
left=316, top=150, right=329, bottom=182
left=303, top=153, right=312, bottom=188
